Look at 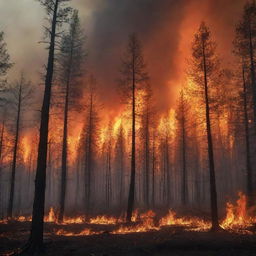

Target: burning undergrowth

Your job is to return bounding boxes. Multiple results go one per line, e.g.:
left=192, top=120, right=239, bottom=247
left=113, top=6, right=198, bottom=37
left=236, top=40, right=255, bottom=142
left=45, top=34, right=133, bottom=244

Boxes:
left=1, top=192, right=255, bottom=237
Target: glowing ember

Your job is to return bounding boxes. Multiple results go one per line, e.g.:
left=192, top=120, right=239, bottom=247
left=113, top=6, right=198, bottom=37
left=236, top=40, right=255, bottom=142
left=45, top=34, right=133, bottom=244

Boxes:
left=89, top=215, right=119, bottom=225
left=55, top=228, right=99, bottom=236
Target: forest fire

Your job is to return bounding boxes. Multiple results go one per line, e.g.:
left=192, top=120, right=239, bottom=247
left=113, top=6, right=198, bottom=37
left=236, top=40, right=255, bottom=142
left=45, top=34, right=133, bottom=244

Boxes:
left=1, top=0, right=256, bottom=255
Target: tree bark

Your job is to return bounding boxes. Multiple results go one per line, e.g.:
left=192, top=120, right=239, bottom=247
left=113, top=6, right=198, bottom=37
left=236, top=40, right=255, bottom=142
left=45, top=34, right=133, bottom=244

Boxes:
left=126, top=54, right=136, bottom=222
left=144, top=110, right=150, bottom=208
left=151, top=132, right=156, bottom=208
left=28, top=0, right=59, bottom=251
left=7, top=82, right=21, bottom=218
left=84, top=93, right=93, bottom=214
left=181, top=97, right=187, bottom=206
left=202, top=36, right=220, bottom=230
left=242, top=64, right=253, bottom=207
left=118, top=133, right=124, bottom=210
left=58, top=75, right=70, bottom=222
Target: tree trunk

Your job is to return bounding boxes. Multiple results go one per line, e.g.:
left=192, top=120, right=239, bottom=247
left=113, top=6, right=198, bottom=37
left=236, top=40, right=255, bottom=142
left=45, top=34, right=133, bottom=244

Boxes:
left=181, top=102, right=187, bottom=206
left=144, top=111, right=150, bottom=208
left=242, top=64, right=253, bottom=207
left=126, top=57, right=136, bottom=222
left=106, top=145, right=112, bottom=209
left=85, top=93, right=93, bottom=215
left=8, top=83, right=21, bottom=218
left=202, top=36, right=219, bottom=230
left=248, top=21, right=256, bottom=203
left=28, top=0, right=59, bottom=251
left=151, top=132, right=156, bottom=208
left=166, top=137, right=171, bottom=206
left=58, top=72, right=71, bottom=222
left=119, top=137, right=124, bottom=210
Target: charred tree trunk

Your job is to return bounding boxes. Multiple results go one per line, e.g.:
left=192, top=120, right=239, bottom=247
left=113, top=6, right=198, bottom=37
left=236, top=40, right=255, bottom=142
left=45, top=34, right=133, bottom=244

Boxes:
left=84, top=93, right=93, bottom=215
left=248, top=20, right=256, bottom=203
left=242, top=64, right=253, bottom=207
left=144, top=111, right=150, bottom=208
left=47, top=140, right=53, bottom=207
left=126, top=59, right=136, bottom=222
left=106, top=144, right=112, bottom=209
left=202, top=36, right=219, bottom=230
left=181, top=98, right=188, bottom=206
left=166, top=137, right=171, bottom=206
left=7, top=83, right=21, bottom=218
left=75, top=154, right=81, bottom=209
left=248, top=19, right=256, bottom=127
left=28, top=0, right=59, bottom=251
left=58, top=69, right=71, bottom=222
left=118, top=135, right=124, bottom=210
left=151, top=132, right=156, bottom=208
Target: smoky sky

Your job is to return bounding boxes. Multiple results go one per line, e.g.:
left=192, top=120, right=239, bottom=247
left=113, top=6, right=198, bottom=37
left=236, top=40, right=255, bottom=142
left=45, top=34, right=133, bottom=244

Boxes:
left=0, top=0, right=247, bottom=115
left=83, top=0, right=186, bottom=113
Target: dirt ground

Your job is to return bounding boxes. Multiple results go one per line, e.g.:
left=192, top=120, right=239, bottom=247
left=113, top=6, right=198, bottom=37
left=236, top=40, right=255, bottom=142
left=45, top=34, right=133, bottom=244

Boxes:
left=1, top=221, right=256, bottom=256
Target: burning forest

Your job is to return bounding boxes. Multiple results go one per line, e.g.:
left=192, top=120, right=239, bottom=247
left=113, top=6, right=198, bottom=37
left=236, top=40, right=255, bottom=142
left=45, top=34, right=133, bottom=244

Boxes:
left=1, top=0, right=256, bottom=255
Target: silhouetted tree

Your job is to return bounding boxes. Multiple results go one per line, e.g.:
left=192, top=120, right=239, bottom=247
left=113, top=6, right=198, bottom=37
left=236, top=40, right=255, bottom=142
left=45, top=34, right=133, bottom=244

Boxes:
left=151, top=128, right=157, bottom=208
left=119, top=34, right=148, bottom=222
left=140, top=85, right=154, bottom=209
left=159, top=115, right=171, bottom=207
left=82, top=75, right=99, bottom=215
left=189, top=22, right=220, bottom=230
left=7, top=74, right=32, bottom=218
left=234, top=2, right=256, bottom=205
left=241, top=62, right=253, bottom=207
left=27, top=0, right=72, bottom=253
left=235, top=2, right=256, bottom=126
left=57, top=9, right=86, bottom=222
left=104, top=122, right=113, bottom=210
left=0, top=31, right=13, bottom=101
left=176, top=89, right=189, bottom=206
left=115, top=123, right=125, bottom=210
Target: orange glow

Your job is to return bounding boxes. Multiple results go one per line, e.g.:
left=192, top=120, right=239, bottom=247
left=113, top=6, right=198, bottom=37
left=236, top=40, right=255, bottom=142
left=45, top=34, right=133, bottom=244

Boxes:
left=221, top=192, right=255, bottom=232
left=55, top=228, right=100, bottom=236
left=2, top=193, right=255, bottom=236
left=21, top=135, right=31, bottom=163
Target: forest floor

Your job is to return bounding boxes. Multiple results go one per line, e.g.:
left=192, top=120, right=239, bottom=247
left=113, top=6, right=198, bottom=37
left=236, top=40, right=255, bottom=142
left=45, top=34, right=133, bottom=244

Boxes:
left=0, top=221, right=256, bottom=256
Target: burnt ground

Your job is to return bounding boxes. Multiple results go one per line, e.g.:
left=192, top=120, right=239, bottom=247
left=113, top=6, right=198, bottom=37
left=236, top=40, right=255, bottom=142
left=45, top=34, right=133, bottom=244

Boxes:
left=0, top=221, right=256, bottom=256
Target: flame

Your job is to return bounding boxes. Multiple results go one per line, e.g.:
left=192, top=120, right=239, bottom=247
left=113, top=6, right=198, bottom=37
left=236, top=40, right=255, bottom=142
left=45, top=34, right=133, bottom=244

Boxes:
left=159, top=210, right=210, bottom=231
left=55, top=228, right=100, bottom=236
left=221, top=192, right=255, bottom=231
left=2, top=193, right=255, bottom=236
left=44, top=207, right=56, bottom=223
left=131, top=209, right=139, bottom=222
left=89, top=215, right=119, bottom=225
left=113, top=210, right=159, bottom=234
left=63, top=216, right=85, bottom=224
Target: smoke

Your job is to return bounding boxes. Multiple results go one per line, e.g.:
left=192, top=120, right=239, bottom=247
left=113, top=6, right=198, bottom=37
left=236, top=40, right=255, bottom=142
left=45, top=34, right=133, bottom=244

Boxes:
left=75, top=0, right=187, bottom=113
left=0, top=0, right=247, bottom=117
left=74, top=0, right=246, bottom=115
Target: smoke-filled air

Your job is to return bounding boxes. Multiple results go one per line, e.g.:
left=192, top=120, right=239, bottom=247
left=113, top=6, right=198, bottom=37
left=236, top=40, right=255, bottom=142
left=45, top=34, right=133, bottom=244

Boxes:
left=1, top=0, right=256, bottom=255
